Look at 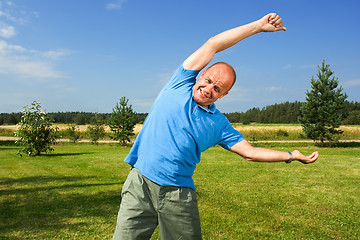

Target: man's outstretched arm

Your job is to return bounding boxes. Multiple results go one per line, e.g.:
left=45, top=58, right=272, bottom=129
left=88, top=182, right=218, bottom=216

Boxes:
left=183, top=13, right=287, bottom=71
left=230, top=139, right=319, bottom=164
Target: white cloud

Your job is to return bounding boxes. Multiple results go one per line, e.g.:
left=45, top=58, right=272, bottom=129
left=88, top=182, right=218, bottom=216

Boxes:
left=0, top=40, right=66, bottom=79
left=0, top=55, right=64, bottom=79
left=343, top=79, right=360, bottom=88
left=106, top=0, right=125, bottom=10
left=282, top=64, right=291, bottom=69
left=0, top=1, right=26, bottom=24
left=30, top=49, right=70, bottom=60
left=0, top=39, right=24, bottom=52
left=0, top=23, right=15, bottom=38
left=267, top=86, right=282, bottom=92
left=156, top=68, right=176, bottom=86
left=0, top=2, right=69, bottom=80
left=219, top=86, right=251, bottom=103
left=131, top=97, right=155, bottom=111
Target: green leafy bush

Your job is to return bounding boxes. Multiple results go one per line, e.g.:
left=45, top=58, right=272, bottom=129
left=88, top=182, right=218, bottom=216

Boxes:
left=66, top=125, right=81, bottom=143
left=15, top=101, right=57, bottom=156
left=87, top=114, right=106, bottom=144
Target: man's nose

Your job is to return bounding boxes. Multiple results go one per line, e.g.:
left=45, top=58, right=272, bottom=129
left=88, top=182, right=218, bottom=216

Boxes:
left=204, top=85, right=213, bottom=93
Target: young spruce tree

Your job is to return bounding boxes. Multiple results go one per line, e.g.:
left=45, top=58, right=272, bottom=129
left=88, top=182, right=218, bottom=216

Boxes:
left=108, top=97, right=136, bottom=144
left=299, top=60, right=348, bottom=146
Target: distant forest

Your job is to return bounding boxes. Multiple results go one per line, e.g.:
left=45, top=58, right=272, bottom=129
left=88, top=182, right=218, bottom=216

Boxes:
left=1, top=101, right=360, bottom=125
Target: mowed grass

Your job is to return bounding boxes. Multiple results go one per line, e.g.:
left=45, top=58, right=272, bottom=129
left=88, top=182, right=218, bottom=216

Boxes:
left=196, top=144, right=360, bottom=239
left=0, top=141, right=359, bottom=239
left=0, top=142, right=131, bottom=239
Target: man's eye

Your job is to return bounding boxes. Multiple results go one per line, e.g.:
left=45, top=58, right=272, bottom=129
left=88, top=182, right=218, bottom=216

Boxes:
left=214, top=87, right=220, bottom=92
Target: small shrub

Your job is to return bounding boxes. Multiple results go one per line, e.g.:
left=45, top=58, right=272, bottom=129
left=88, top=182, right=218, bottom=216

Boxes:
left=275, top=129, right=289, bottom=137
left=66, top=125, right=81, bottom=143
left=87, top=114, right=105, bottom=144
left=15, top=101, right=57, bottom=156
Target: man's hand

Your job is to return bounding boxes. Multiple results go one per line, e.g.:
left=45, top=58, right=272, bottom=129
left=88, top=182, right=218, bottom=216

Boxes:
left=258, top=13, right=287, bottom=32
left=292, top=150, right=319, bottom=164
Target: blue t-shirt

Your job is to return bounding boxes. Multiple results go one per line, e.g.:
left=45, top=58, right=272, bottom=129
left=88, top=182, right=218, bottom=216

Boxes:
left=125, top=65, right=244, bottom=190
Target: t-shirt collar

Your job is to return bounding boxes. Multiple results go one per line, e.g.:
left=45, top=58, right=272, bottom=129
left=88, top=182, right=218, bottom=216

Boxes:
left=197, top=103, right=216, bottom=114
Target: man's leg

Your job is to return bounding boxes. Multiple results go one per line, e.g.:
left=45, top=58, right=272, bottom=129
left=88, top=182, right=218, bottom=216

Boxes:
left=113, top=168, right=158, bottom=240
left=157, top=186, right=202, bottom=240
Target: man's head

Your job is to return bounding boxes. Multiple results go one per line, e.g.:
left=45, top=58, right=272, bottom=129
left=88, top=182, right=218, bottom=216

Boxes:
left=192, top=62, right=236, bottom=108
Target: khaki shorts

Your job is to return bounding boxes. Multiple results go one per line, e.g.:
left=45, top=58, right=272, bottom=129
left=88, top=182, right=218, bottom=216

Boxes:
left=113, top=168, right=202, bottom=240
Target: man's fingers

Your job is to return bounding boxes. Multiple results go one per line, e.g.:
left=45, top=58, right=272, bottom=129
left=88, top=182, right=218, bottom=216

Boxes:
left=269, top=14, right=279, bottom=23
left=309, top=151, right=319, bottom=160
left=303, top=152, right=319, bottom=163
left=273, top=17, right=287, bottom=31
left=273, top=17, right=282, bottom=25
left=265, top=14, right=287, bottom=32
left=294, top=150, right=319, bottom=164
left=268, top=13, right=278, bottom=20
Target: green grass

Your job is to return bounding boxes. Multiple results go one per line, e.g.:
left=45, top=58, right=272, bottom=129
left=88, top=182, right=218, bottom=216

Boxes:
left=0, top=142, right=130, bottom=239
left=196, top=145, right=360, bottom=239
left=0, top=141, right=359, bottom=239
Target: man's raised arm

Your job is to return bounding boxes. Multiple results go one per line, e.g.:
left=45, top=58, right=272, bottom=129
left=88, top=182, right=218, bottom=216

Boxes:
left=183, top=13, right=287, bottom=71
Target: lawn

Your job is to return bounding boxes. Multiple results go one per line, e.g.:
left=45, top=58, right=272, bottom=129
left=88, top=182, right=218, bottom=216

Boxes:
left=0, top=141, right=359, bottom=239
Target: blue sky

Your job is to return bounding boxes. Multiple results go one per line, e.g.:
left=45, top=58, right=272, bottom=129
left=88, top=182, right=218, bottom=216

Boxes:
left=1, top=0, right=359, bottom=113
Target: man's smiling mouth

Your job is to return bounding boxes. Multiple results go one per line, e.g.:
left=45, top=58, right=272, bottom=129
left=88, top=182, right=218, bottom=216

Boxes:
left=199, top=88, right=210, bottom=99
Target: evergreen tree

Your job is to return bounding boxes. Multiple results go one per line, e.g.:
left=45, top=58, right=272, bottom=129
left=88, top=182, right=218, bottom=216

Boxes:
left=299, top=60, right=348, bottom=146
left=108, top=97, right=136, bottom=144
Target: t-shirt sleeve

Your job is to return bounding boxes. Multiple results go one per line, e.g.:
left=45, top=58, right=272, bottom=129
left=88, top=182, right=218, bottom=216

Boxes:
left=163, top=64, right=200, bottom=90
left=217, top=119, right=245, bottom=150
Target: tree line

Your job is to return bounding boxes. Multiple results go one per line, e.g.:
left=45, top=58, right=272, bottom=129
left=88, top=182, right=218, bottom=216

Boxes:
left=1, top=100, right=359, bottom=125
left=224, top=100, right=360, bottom=125
left=0, top=111, right=148, bottom=125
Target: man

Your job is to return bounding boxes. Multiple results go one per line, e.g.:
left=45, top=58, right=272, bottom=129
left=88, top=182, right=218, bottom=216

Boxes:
left=113, top=13, right=319, bottom=239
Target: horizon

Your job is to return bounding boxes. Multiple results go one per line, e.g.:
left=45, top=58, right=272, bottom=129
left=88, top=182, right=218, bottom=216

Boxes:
left=2, top=100, right=359, bottom=115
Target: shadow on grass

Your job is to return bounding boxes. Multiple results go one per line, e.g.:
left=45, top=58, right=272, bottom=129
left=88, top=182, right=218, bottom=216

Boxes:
left=0, top=141, right=16, bottom=146
left=315, top=141, right=360, bottom=148
left=0, top=141, right=20, bottom=150
left=0, top=175, right=125, bottom=238
left=41, top=152, right=94, bottom=157
left=0, top=141, right=93, bottom=156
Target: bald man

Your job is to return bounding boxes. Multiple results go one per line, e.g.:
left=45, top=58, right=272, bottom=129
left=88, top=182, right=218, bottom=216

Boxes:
left=113, top=13, right=319, bottom=240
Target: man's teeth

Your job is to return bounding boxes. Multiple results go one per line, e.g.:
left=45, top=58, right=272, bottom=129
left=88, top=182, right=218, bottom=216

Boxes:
left=200, top=88, right=208, bottom=98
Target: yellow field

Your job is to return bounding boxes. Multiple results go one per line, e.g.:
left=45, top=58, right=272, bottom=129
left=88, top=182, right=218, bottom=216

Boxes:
left=1, top=124, right=359, bottom=140
left=0, top=124, right=143, bottom=135
left=233, top=124, right=360, bottom=140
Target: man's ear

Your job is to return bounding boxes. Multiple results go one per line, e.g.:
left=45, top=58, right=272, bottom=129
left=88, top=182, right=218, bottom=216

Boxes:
left=200, top=69, right=207, bottom=78
left=219, top=92, right=228, bottom=99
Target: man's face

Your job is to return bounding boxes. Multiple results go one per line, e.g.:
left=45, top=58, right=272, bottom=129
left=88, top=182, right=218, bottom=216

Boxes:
left=192, top=65, right=234, bottom=108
